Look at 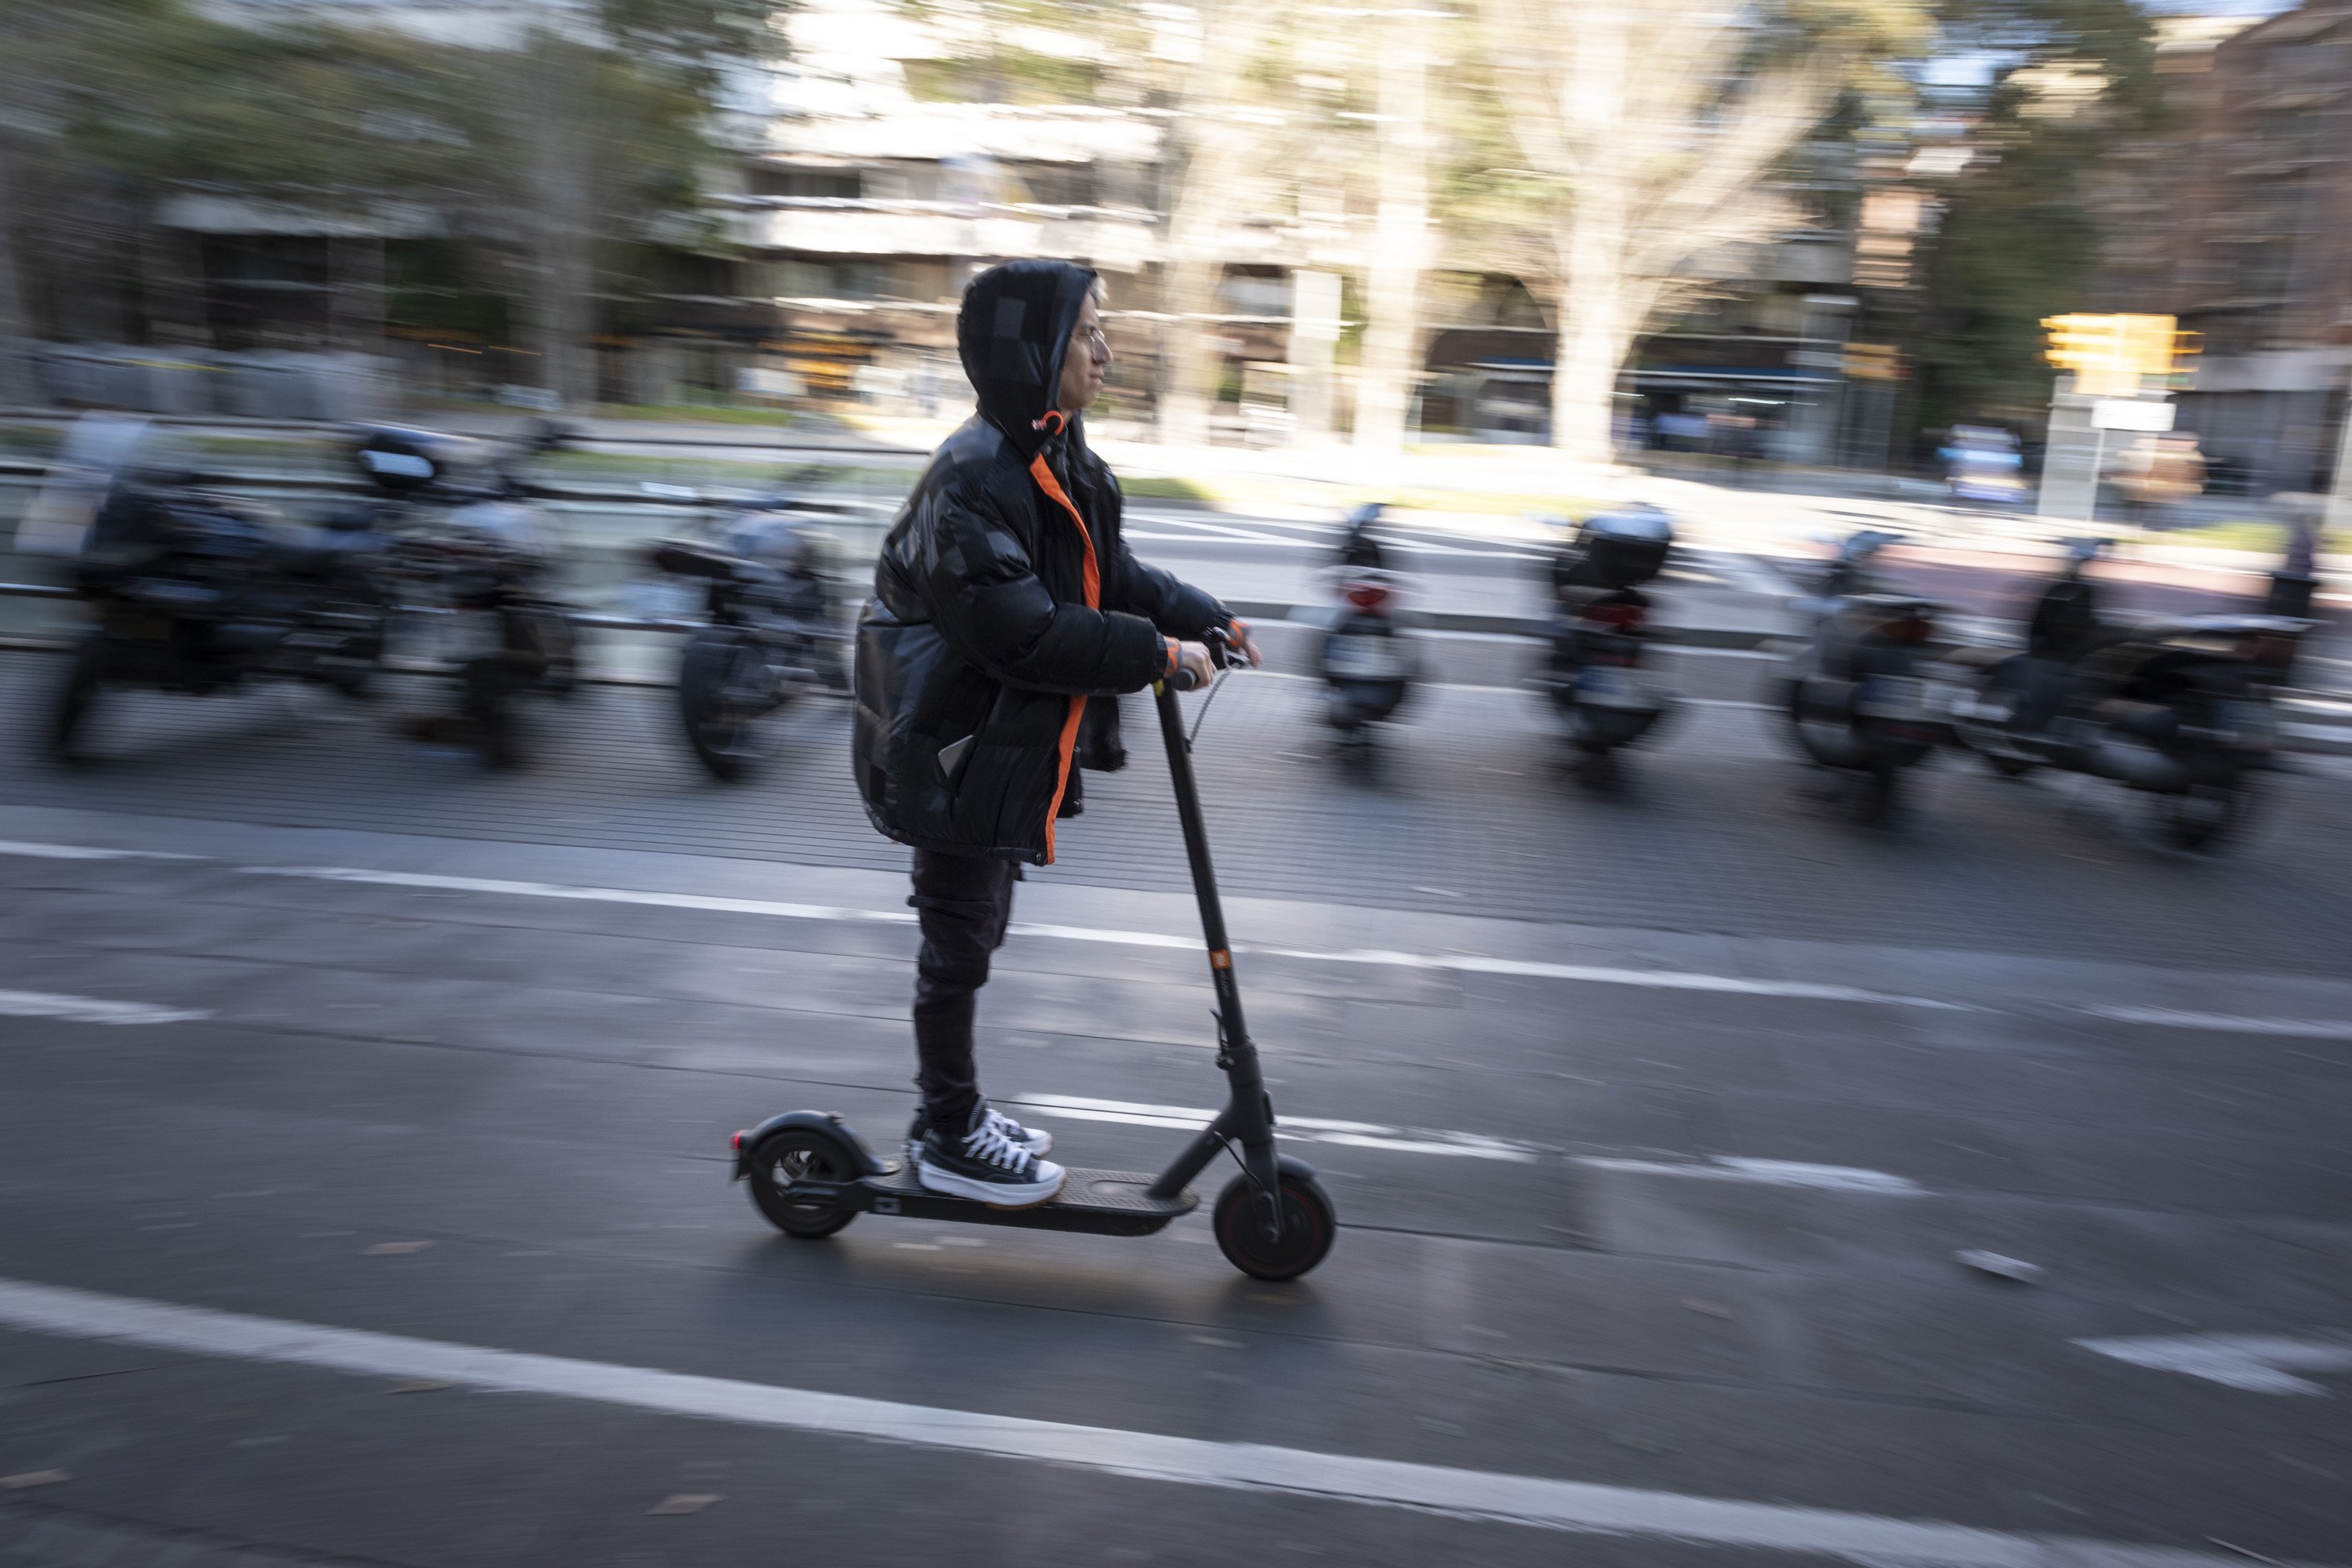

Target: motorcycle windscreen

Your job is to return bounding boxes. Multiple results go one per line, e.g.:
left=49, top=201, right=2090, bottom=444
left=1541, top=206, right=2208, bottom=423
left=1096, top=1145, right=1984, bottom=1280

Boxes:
left=16, top=413, right=160, bottom=557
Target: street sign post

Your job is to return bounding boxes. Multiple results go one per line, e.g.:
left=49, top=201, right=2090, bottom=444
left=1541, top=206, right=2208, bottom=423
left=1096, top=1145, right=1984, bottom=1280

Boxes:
left=2091, top=399, right=2176, bottom=433
left=2036, top=315, right=2196, bottom=522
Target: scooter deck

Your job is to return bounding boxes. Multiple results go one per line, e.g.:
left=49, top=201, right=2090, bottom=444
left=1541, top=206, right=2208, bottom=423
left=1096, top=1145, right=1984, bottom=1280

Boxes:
left=830, top=1164, right=1200, bottom=1236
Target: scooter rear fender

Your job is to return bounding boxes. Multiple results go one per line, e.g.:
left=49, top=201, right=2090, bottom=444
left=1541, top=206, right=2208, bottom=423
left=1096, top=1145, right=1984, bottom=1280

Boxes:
left=730, top=1110, right=892, bottom=1181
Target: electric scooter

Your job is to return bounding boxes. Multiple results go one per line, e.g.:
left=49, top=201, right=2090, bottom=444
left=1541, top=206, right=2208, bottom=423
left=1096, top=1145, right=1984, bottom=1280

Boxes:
left=728, top=628, right=1338, bottom=1281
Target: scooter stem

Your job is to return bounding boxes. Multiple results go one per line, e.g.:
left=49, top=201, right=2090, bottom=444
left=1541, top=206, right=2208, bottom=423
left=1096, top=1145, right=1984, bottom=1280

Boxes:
left=1144, top=679, right=1282, bottom=1218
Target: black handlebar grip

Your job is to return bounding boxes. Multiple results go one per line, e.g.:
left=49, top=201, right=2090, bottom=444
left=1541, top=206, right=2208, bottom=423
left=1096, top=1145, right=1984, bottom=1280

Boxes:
left=1169, top=666, right=1204, bottom=691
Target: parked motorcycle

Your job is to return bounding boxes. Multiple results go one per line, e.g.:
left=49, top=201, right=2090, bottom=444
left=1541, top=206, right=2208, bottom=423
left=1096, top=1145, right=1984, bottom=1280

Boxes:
left=1314, top=503, right=1415, bottom=760
left=1944, top=537, right=2306, bottom=850
left=648, top=495, right=849, bottom=780
left=29, top=415, right=394, bottom=764
left=1536, top=503, right=1679, bottom=782
left=1780, top=528, right=1952, bottom=823
left=360, top=423, right=582, bottom=770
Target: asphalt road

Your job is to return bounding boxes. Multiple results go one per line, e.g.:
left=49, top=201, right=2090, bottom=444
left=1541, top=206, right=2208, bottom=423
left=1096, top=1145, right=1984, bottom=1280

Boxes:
left=2, top=638, right=2350, bottom=1566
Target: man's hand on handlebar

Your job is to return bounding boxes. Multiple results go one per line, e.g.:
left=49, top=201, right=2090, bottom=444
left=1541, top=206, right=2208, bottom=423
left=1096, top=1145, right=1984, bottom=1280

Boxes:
left=1173, top=642, right=1218, bottom=689
left=1221, top=619, right=1263, bottom=670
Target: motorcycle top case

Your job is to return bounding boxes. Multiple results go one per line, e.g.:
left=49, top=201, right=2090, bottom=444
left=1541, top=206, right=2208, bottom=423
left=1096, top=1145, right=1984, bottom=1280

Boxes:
left=1559, top=505, right=1672, bottom=590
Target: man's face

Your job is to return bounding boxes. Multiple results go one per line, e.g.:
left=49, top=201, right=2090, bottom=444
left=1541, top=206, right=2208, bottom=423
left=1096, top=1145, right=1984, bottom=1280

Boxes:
left=1056, top=294, right=1110, bottom=415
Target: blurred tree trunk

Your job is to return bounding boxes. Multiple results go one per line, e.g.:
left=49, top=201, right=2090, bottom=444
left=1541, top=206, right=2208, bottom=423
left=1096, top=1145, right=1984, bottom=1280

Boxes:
left=522, top=34, right=600, bottom=408
left=1156, top=0, right=1272, bottom=446
left=1352, top=6, right=1431, bottom=454
left=1478, top=0, right=1907, bottom=466
left=0, top=151, right=34, bottom=403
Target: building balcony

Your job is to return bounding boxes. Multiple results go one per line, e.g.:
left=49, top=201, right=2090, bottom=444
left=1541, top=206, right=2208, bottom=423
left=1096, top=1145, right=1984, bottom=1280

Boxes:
left=733, top=198, right=1160, bottom=271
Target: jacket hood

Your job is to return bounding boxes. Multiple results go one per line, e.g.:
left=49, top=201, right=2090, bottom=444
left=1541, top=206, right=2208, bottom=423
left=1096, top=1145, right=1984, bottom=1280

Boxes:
left=956, top=259, right=1098, bottom=459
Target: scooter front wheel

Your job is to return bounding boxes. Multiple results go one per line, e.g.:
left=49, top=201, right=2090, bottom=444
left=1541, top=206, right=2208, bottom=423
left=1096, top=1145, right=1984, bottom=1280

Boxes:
left=747, top=1127, right=861, bottom=1239
left=1213, top=1165, right=1335, bottom=1281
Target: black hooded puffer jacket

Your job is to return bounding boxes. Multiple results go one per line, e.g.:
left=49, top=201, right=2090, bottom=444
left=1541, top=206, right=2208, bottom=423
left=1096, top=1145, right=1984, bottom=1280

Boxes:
left=853, top=260, right=1229, bottom=864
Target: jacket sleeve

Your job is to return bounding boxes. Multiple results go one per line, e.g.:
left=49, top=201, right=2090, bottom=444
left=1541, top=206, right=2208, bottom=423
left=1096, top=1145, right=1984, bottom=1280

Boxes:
left=922, top=472, right=1173, bottom=695
left=1094, top=471, right=1228, bottom=637
left=1109, top=541, right=1228, bottom=638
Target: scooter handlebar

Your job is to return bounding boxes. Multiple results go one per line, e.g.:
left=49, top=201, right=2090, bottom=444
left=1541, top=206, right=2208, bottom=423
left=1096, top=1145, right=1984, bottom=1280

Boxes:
left=1167, top=624, right=1240, bottom=690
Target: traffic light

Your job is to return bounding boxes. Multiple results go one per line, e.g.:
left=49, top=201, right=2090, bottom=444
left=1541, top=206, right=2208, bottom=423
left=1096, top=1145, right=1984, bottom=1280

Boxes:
left=2044, top=314, right=2129, bottom=396
left=2042, top=314, right=2180, bottom=397
left=1843, top=343, right=1901, bottom=382
left=2169, top=326, right=2201, bottom=389
left=2117, top=315, right=2176, bottom=391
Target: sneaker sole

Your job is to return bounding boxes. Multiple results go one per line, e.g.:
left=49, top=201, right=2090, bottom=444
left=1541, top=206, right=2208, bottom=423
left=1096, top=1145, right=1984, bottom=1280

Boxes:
left=914, top=1163, right=1066, bottom=1208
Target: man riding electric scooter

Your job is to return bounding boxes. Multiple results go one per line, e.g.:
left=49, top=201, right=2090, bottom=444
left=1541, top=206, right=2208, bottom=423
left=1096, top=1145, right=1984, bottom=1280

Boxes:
left=851, top=259, right=1259, bottom=1207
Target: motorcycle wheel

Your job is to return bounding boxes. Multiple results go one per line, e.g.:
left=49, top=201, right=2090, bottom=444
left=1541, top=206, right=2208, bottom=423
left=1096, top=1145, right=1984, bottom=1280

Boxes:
left=536, top=608, right=582, bottom=700
left=679, top=629, right=779, bottom=782
left=1955, top=665, right=2036, bottom=776
left=2158, top=778, right=2253, bottom=852
left=1781, top=672, right=1845, bottom=768
left=49, top=634, right=113, bottom=765
left=1570, top=742, right=1624, bottom=794
left=462, top=659, right=524, bottom=771
left=326, top=611, right=390, bottom=699
left=1860, top=758, right=1902, bottom=827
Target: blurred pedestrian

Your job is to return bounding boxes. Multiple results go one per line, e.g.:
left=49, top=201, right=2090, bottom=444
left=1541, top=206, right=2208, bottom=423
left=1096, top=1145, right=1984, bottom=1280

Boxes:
left=2114, top=434, right=2205, bottom=528
left=851, top=260, right=1258, bottom=1206
left=2267, top=492, right=2324, bottom=618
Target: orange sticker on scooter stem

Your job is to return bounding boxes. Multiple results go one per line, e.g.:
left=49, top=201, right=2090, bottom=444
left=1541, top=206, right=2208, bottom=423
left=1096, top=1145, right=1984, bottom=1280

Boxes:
left=1209, top=949, right=1231, bottom=970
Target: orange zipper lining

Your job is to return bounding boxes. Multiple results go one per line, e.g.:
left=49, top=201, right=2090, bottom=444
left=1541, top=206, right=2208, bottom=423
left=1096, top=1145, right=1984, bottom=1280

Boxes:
left=1029, top=452, right=1100, bottom=863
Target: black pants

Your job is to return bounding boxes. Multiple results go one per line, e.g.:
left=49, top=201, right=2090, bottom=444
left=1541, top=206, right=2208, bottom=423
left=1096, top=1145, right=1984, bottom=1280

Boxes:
left=909, top=848, right=1018, bottom=1136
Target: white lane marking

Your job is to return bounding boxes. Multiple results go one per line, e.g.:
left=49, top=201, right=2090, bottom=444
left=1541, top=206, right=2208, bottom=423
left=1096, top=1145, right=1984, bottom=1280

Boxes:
left=241, top=866, right=922, bottom=929
left=0, top=989, right=211, bottom=1026
left=2080, top=1006, right=2352, bottom=1043
left=1124, top=517, right=1316, bottom=547
left=0, top=840, right=198, bottom=862
left=1693, top=551, right=1798, bottom=599
left=0, top=1279, right=2319, bottom=1568
left=2075, top=1333, right=2352, bottom=1396
left=1257, top=948, right=1977, bottom=1011
left=1577, top=1156, right=1928, bottom=1196
left=1012, top=1094, right=1541, bottom=1163
left=238, top=866, right=1975, bottom=1013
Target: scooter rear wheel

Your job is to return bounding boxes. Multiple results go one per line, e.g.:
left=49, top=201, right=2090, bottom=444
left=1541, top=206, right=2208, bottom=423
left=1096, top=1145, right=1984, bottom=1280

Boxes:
left=1213, top=1167, right=1336, bottom=1281
left=747, top=1127, right=861, bottom=1239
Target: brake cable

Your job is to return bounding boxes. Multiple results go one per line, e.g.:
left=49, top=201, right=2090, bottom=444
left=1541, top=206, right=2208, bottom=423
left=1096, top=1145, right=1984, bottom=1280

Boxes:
left=1186, top=666, right=1234, bottom=746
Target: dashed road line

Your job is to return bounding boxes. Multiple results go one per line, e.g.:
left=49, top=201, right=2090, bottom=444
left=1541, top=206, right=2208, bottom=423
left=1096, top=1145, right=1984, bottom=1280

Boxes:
left=2075, top=1333, right=2352, bottom=1396
left=0, top=1276, right=2321, bottom=1568
left=2077, top=1005, right=2352, bottom=1043
left=1011, top=1094, right=1541, bottom=1162
left=239, top=865, right=1978, bottom=1012
left=0, top=989, right=211, bottom=1026
left=0, top=840, right=198, bottom=862
left=1575, top=1156, right=1928, bottom=1196
left=19, top=840, right=2352, bottom=1035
